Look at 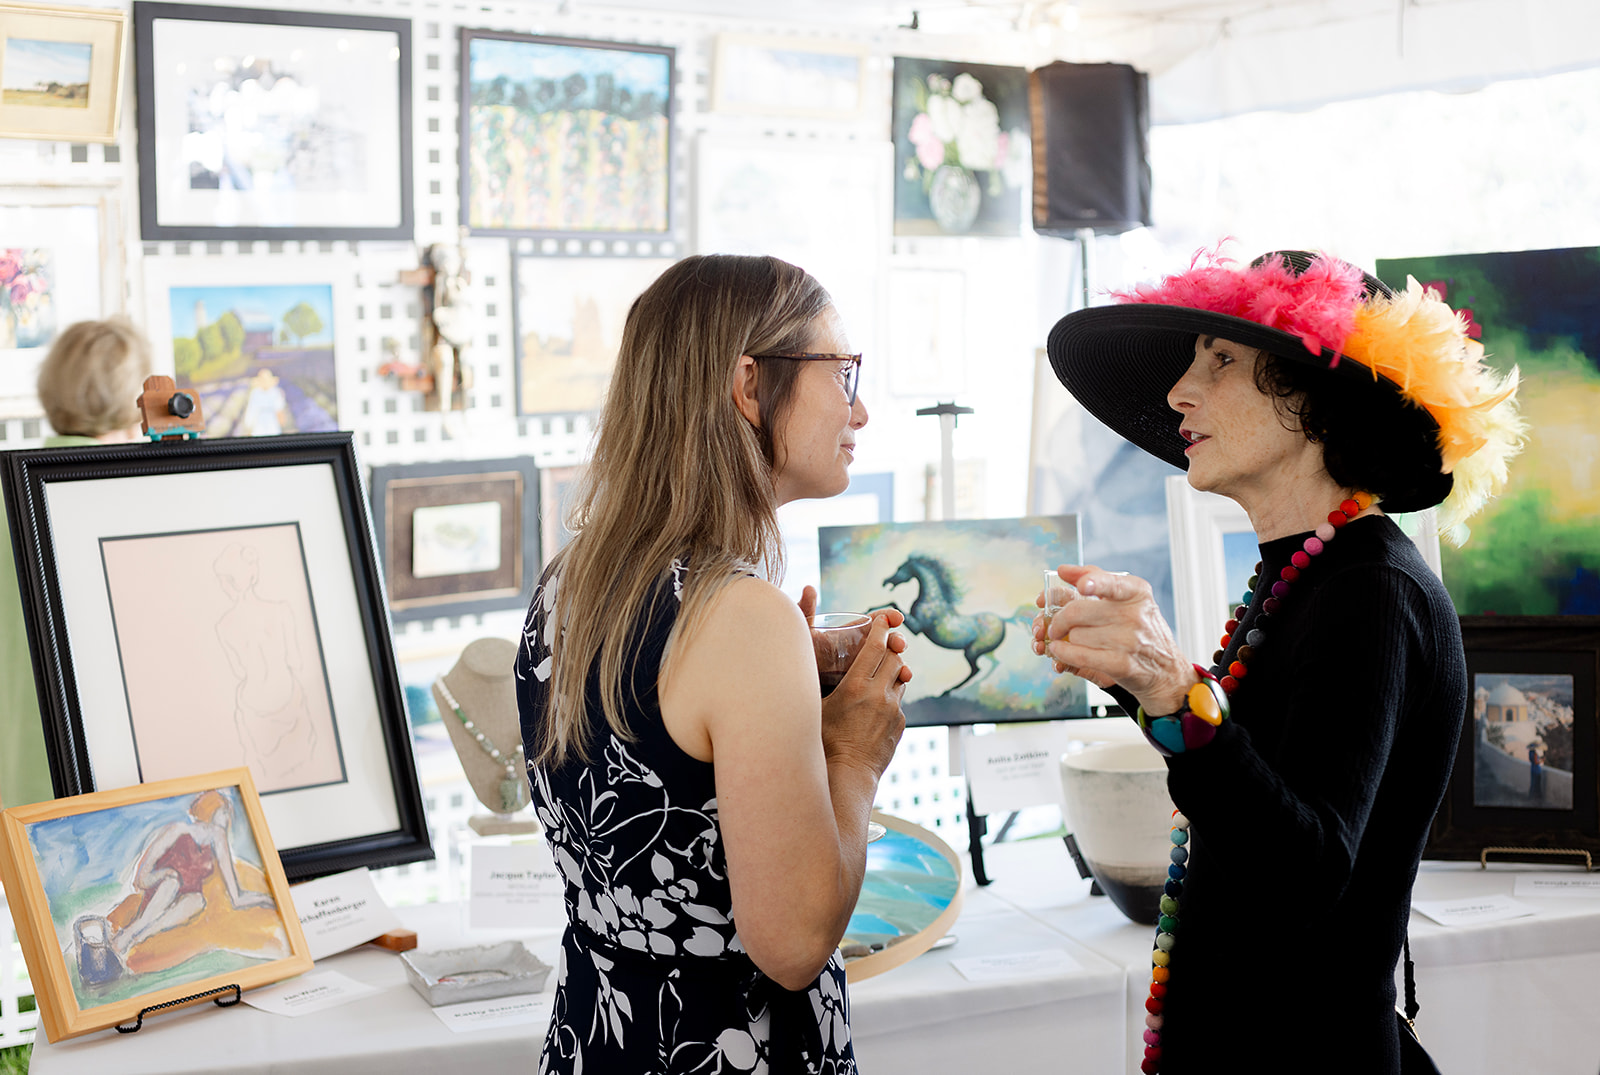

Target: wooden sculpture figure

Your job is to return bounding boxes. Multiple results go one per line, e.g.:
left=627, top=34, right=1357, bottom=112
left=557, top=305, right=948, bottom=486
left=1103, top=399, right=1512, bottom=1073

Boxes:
left=137, top=375, right=205, bottom=440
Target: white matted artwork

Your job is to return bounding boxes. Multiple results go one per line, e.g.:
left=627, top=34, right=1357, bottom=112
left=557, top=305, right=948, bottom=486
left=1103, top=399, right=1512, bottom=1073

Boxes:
left=886, top=267, right=964, bottom=398
left=710, top=34, right=871, bottom=121
left=1029, top=348, right=1183, bottom=628
left=142, top=253, right=356, bottom=432
left=694, top=134, right=890, bottom=380
left=0, top=185, right=122, bottom=417
left=412, top=500, right=502, bottom=578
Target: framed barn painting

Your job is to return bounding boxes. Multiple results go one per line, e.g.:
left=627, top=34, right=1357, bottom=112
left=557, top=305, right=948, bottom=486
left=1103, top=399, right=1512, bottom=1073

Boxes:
left=819, top=515, right=1089, bottom=726
left=368, top=456, right=540, bottom=623
left=0, top=433, right=431, bottom=879
left=461, top=29, right=673, bottom=239
left=0, top=1, right=126, bottom=144
left=133, top=2, right=412, bottom=241
left=0, top=768, right=312, bottom=1041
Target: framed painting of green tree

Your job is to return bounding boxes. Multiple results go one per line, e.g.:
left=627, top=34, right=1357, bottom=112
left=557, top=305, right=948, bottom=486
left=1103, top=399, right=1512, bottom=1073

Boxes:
left=142, top=254, right=350, bottom=436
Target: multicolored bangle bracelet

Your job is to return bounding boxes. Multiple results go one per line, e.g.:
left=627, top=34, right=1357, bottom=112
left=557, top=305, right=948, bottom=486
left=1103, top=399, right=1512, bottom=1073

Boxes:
left=1135, top=665, right=1229, bottom=757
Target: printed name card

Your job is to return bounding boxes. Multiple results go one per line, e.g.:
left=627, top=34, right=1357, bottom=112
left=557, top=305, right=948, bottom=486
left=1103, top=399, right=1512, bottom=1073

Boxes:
left=288, top=868, right=405, bottom=961
left=1410, top=893, right=1537, bottom=927
left=470, top=841, right=566, bottom=929
left=951, top=948, right=1083, bottom=982
left=432, top=993, right=554, bottom=1034
left=964, top=723, right=1070, bottom=815
left=242, top=970, right=380, bottom=1017
left=1512, top=873, right=1600, bottom=898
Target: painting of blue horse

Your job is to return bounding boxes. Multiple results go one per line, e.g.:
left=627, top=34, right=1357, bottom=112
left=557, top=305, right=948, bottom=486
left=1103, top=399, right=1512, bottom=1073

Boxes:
left=819, top=516, right=1087, bottom=726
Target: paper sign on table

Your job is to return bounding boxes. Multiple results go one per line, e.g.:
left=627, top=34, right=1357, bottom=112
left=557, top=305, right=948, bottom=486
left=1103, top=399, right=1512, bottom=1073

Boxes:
left=289, top=867, right=405, bottom=961
left=1512, top=873, right=1600, bottom=898
left=963, top=723, right=1070, bottom=816
left=1411, top=893, right=1538, bottom=927
left=951, top=948, right=1082, bottom=982
left=470, top=841, right=566, bottom=929
left=241, top=970, right=380, bottom=1017
left=431, top=992, right=554, bottom=1033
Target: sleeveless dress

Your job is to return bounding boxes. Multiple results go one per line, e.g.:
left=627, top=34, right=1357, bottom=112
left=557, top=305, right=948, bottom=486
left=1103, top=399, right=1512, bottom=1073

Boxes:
left=515, top=559, right=857, bottom=1075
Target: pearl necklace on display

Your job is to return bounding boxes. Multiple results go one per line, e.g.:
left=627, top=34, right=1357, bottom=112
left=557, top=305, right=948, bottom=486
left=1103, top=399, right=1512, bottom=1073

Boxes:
left=1138, top=492, right=1371, bottom=1075
left=434, top=676, right=531, bottom=815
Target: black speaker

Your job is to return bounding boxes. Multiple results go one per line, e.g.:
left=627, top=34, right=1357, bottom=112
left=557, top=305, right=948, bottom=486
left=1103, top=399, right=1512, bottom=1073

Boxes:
left=1029, top=62, right=1152, bottom=236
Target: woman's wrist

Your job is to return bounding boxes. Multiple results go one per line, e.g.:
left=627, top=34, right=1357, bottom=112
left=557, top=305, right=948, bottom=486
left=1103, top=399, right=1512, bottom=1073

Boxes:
left=1135, top=665, right=1229, bottom=756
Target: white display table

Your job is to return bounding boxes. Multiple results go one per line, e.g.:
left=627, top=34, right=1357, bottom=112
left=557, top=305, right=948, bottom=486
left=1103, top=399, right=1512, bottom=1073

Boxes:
left=25, top=842, right=1600, bottom=1075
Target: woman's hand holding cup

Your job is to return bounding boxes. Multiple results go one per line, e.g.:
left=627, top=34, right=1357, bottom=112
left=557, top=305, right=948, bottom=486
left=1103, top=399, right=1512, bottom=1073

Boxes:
left=814, top=608, right=911, bottom=779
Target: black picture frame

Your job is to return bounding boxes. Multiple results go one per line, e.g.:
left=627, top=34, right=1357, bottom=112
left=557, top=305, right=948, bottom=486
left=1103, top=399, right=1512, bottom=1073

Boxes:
left=1426, top=616, right=1600, bottom=863
left=459, top=28, right=674, bottom=240
left=1, top=433, right=430, bottom=880
left=133, top=2, right=414, bottom=242
left=368, top=456, right=540, bottom=623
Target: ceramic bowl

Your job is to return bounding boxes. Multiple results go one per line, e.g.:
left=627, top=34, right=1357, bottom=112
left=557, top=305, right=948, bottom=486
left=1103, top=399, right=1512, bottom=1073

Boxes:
left=1059, top=739, right=1176, bottom=925
left=400, top=940, right=553, bottom=1006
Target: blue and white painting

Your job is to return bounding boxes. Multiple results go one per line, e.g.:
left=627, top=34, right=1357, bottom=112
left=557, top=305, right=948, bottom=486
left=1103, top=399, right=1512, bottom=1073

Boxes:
left=819, top=516, right=1087, bottom=727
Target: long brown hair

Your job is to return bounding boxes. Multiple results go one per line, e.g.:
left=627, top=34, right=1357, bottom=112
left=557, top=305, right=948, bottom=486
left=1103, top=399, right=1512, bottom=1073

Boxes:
left=533, top=255, right=832, bottom=766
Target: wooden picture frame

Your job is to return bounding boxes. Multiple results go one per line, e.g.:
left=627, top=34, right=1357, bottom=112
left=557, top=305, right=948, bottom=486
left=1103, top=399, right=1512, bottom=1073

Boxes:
left=0, top=768, right=312, bottom=1042
left=133, top=2, right=413, bottom=241
left=0, top=1, right=126, bottom=144
left=368, top=457, right=540, bottom=623
left=460, top=28, right=673, bottom=240
left=1426, top=616, right=1600, bottom=864
left=710, top=33, right=870, bottom=121
left=0, top=432, right=431, bottom=880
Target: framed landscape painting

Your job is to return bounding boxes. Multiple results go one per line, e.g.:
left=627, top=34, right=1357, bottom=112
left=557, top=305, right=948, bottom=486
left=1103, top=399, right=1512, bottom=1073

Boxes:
left=0, top=2, right=126, bottom=143
left=0, top=769, right=312, bottom=1042
left=133, top=2, right=412, bottom=241
left=1, top=433, right=431, bottom=880
left=461, top=29, right=672, bottom=239
left=710, top=33, right=870, bottom=121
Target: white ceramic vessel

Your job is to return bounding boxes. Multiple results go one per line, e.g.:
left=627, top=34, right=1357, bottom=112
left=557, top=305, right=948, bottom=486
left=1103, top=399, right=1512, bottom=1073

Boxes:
left=1059, top=739, right=1176, bottom=925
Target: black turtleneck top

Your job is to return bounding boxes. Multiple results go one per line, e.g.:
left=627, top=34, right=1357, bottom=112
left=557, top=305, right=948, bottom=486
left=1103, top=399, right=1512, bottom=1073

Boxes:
left=1128, top=514, right=1466, bottom=1074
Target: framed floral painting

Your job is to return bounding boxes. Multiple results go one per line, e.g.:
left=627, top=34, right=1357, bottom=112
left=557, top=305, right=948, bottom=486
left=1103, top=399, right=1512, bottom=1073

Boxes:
left=890, top=57, right=1030, bottom=237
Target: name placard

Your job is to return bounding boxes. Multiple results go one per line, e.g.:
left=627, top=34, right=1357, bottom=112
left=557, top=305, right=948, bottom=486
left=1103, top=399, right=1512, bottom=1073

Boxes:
left=242, top=970, right=381, bottom=1017
left=1411, top=893, right=1537, bottom=927
left=964, top=723, right=1070, bottom=815
left=288, top=868, right=405, bottom=961
left=470, top=841, right=566, bottom=930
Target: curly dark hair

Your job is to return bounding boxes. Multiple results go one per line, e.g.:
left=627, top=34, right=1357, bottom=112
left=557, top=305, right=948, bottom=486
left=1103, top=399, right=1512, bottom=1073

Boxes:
left=1252, top=352, right=1452, bottom=513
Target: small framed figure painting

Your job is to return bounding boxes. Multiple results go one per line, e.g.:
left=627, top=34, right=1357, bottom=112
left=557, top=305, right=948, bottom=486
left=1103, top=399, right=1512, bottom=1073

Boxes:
left=819, top=515, right=1089, bottom=727
left=461, top=29, right=673, bottom=239
left=0, top=769, right=312, bottom=1042
left=0, top=433, right=431, bottom=880
left=1426, top=617, right=1600, bottom=864
left=368, top=457, right=541, bottom=623
left=133, top=2, right=412, bottom=241
left=0, top=2, right=126, bottom=143
left=142, top=253, right=350, bottom=436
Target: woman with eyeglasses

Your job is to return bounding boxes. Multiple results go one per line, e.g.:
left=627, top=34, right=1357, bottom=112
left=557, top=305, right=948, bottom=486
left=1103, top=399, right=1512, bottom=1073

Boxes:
left=517, top=254, right=911, bottom=1075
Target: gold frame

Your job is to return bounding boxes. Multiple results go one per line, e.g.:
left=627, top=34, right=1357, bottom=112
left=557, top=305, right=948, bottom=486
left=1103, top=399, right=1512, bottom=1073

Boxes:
left=0, top=1, right=126, bottom=143
left=0, top=768, right=312, bottom=1042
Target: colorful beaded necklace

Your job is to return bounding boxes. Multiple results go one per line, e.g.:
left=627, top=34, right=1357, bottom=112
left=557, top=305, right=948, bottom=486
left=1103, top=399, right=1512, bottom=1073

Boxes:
left=1140, top=492, right=1372, bottom=1075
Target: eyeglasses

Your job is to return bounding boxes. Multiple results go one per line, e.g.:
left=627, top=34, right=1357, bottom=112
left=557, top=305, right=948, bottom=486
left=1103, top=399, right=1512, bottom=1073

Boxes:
left=750, top=352, right=863, bottom=406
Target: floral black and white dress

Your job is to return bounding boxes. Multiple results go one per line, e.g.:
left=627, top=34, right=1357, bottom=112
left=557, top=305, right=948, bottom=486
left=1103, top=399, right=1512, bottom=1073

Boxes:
left=516, top=560, right=856, bottom=1075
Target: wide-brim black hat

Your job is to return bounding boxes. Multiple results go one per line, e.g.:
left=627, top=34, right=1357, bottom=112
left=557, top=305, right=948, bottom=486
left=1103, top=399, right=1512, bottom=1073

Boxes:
left=1046, top=252, right=1464, bottom=515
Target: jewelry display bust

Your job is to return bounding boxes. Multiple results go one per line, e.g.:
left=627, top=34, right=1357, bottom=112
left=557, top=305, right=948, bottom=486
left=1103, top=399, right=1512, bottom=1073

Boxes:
left=432, top=637, right=537, bottom=836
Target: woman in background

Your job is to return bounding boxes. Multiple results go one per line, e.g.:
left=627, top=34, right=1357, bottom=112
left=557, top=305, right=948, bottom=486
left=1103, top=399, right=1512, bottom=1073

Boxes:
left=517, top=255, right=911, bottom=1075
left=1, top=317, right=151, bottom=809
left=1040, top=249, right=1522, bottom=1073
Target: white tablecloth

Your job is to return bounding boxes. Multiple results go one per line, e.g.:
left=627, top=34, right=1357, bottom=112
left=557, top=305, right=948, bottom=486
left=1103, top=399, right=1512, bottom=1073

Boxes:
left=27, top=843, right=1600, bottom=1074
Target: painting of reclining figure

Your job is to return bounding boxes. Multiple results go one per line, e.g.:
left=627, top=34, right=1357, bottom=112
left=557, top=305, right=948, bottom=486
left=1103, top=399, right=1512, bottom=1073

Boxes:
left=819, top=516, right=1087, bottom=727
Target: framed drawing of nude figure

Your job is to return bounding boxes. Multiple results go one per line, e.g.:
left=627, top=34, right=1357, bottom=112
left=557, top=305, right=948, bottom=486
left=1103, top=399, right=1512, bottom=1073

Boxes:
left=0, top=768, right=312, bottom=1041
left=0, top=432, right=430, bottom=880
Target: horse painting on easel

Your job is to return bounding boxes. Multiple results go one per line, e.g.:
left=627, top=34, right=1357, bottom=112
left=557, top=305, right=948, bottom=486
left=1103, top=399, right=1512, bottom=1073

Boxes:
left=819, top=516, right=1088, bottom=726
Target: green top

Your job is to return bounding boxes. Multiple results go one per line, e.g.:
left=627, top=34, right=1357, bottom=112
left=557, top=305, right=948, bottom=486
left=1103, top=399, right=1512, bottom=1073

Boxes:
left=1, top=433, right=102, bottom=808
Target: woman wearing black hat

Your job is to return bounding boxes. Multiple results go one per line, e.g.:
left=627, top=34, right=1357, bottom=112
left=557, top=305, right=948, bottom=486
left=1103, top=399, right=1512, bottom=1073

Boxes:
left=1039, top=250, right=1524, bottom=1074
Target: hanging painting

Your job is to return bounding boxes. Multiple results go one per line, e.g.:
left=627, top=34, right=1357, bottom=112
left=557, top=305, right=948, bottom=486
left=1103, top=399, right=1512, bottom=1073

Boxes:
left=819, top=515, right=1088, bottom=726
left=461, top=30, right=673, bottom=238
left=1376, top=246, right=1600, bottom=615
left=890, top=57, right=1029, bottom=237
left=0, top=1, right=126, bottom=143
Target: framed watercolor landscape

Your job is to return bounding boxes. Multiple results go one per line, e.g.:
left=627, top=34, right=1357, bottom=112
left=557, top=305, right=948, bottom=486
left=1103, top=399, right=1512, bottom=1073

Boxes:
left=0, top=2, right=126, bottom=143
left=0, top=769, right=311, bottom=1042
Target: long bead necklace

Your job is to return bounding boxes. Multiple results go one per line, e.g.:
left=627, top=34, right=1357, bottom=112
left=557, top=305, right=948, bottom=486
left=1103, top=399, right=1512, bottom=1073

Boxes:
left=1140, top=492, right=1371, bottom=1075
left=434, top=676, right=531, bottom=814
